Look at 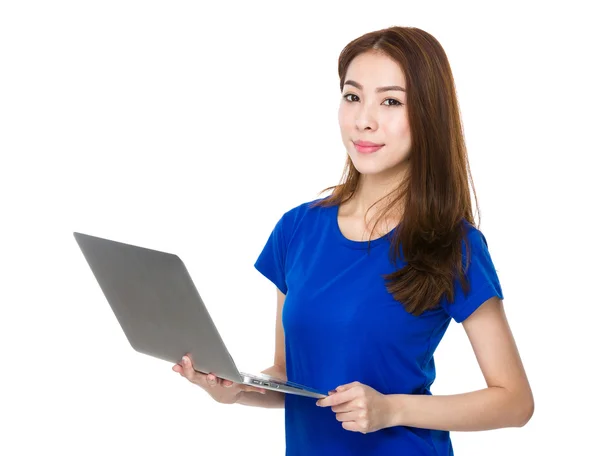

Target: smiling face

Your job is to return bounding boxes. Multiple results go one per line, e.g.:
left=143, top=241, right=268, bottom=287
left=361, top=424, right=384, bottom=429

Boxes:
left=338, top=51, right=411, bottom=178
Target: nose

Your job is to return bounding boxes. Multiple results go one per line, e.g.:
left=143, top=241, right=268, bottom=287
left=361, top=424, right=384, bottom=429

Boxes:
left=355, top=102, right=378, bottom=131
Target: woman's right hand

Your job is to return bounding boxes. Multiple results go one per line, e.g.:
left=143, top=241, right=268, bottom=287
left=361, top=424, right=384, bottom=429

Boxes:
left=172, top=353, right=267, bottom=404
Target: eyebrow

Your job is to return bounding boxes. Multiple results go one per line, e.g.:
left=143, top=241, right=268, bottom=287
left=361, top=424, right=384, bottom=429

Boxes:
left=344, top=79, right=405, bottom=92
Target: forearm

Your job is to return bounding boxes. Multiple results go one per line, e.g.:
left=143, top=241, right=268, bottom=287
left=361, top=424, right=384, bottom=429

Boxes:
left=235, top=365, right=286, bottom=409
left=386, top=387, right=534, bottom=432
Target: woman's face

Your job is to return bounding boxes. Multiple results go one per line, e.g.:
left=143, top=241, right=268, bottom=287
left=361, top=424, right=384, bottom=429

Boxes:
left=338, top=51, right=411, bottom=177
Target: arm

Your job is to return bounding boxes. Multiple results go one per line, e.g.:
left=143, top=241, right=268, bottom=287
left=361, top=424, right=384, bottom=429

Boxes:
left=236, top=287, right=287, bottom=409
left=385, top=297, right=535, bottom=431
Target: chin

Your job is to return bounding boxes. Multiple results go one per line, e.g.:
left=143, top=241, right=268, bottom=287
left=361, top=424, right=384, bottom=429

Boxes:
left=349, top=153, right=410, bottom=177
left=349, top=159, right=388, bottom=175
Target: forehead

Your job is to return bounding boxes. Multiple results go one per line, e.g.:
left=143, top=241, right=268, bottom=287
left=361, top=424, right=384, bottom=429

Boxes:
left=345, top=52, right=406, bottom=87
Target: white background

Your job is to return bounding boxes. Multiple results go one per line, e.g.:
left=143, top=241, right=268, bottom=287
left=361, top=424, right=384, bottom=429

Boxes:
left=1, top=1, right=598, bottom=454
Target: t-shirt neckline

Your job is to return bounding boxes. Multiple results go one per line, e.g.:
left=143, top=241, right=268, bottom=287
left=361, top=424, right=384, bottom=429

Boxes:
left=330, top=204, right=396, bottom=250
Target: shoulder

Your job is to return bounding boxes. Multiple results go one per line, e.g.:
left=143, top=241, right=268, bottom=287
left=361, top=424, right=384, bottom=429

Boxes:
left=275, top=196, right=332, bottom=241
left=455, top=220, right=500, bottom=276
left=280, top=196, right=331, bottom=225
left=459, top=219, right=490, bottom=248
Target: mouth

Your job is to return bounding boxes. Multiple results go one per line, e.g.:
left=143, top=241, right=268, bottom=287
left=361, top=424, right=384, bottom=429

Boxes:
left=353, top=141, right=384, bottom=154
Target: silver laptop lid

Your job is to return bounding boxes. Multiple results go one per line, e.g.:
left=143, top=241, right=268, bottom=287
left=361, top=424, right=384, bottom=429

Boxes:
left=74, top=232, right=244, bottom=383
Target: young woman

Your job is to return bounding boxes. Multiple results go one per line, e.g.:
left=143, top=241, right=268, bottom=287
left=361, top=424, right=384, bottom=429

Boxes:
left=173, top=25, right=534, bottom=455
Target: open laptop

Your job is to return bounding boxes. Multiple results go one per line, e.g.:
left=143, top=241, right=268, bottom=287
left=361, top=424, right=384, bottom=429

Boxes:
left=73, top=232, right=326, bottom=399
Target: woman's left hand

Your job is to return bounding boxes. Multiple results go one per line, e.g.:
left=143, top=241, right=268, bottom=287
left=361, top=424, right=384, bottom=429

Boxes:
left=316, top=381, right=390, bottom=434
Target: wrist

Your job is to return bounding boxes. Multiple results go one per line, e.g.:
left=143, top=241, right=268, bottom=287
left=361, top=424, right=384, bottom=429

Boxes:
left=383, top=394, right=406, bottom=428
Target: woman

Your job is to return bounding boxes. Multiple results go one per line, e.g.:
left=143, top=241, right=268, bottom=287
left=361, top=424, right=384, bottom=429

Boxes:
left=173, top=25, right=534, bottom=455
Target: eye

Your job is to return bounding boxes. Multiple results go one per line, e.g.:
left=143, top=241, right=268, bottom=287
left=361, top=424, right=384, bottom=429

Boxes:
left=342, top=93, right=404, bottom=107
left=383, top=98, right=403, bottom=107
left=343, top=93, right=360, bottom=103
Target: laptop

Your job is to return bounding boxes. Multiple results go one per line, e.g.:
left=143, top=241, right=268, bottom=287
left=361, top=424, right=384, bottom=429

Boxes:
left=73, top=232, right=327, bottom=399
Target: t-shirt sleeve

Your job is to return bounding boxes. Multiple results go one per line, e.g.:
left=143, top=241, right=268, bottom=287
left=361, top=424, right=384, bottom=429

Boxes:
left=254, top=213, right=289, bottom=295
left=441, top=227, right=504, bottom=323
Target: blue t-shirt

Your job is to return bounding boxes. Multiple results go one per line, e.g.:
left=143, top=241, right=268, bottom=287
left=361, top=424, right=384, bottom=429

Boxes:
left=254, top=197, right=504, bottom=456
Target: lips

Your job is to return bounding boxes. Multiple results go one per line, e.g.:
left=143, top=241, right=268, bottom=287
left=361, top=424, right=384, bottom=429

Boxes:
left=354, top=140, right=383, bottom=147
left=353, top=141, right=384, bottom=154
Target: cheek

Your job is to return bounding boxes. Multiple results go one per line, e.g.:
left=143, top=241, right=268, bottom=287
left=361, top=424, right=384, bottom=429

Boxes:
left=338, top=109, right=352, bottom=131
left=386, top=115, right=410, bottom=137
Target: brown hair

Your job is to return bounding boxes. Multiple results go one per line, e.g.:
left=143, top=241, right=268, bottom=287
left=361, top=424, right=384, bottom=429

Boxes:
left=312, top=26, right=480, bottom=316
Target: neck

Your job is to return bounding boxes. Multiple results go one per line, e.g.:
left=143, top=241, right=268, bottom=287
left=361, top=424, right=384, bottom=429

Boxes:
left=352, top=163, right=408, bottom=217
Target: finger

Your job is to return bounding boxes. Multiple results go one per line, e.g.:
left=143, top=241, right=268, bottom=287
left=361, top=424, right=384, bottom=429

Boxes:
left=181, top=356, right=207, bottom=385
left=334, top=382, right=357, bottom=393
left=335, top=410, right=361, bottom=422
left=207, top=373, right=231, bottom=388
left=206, top=374, right=235, bottom=389
left=204, top=373, right=245, bottom=391
left=317, top=387, right=356, bottom=407
left=206, top=373, right=218, bottom=387
left=180, top=356, right=193, bottom=376
left=240, top=384, right=267, bottom=394
left=341, top=421, right=362, bottom=433
left=331, top=403, right=355, bottom=413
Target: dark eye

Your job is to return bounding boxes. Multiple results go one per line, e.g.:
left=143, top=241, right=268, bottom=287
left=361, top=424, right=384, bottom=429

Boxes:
left=342, top=93, right=403, bottom=107
left=383, top=98, right=403, bottom=107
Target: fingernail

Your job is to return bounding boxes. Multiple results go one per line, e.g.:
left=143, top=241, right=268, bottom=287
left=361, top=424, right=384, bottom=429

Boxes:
left=182, top=356, right=188, bottom=364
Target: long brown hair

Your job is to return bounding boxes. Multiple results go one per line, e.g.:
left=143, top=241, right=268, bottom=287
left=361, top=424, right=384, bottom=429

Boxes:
left=312, top=26, right=480, bottom=316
